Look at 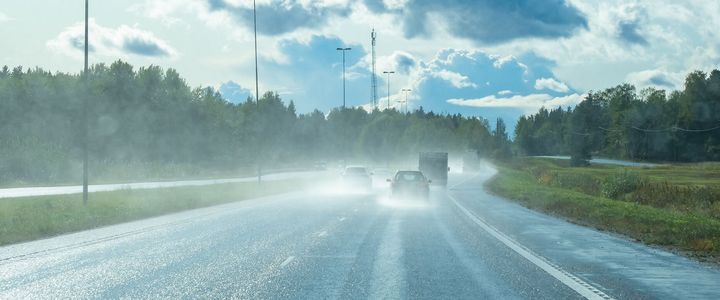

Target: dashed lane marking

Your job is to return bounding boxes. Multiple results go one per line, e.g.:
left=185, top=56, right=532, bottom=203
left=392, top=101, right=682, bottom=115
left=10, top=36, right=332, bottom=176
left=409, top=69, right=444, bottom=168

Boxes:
left=280, top=256, right=295, bottom=268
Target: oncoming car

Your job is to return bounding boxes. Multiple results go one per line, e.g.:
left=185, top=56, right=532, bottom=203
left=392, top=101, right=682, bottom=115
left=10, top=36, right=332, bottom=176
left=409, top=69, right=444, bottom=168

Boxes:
left=387, top=170, right=430, bottom=199
left=341, top=166, right=372, bottom=191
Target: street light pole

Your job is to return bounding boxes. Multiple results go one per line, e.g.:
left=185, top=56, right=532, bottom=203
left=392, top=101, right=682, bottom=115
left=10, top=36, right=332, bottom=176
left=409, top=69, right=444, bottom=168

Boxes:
left=383, top=71, right=394, bottom=109
left=82, top=0, right=89, bottom=205
left=253, top=0, right=259, bottom=108
left=336, top=47, right=351, bottom=108
left=253, top=0, right=262, bottom=183
left=401, top=88, right=412, bottom=114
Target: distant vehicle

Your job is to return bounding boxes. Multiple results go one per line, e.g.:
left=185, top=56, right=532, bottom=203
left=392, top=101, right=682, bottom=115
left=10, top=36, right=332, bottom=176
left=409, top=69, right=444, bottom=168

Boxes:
left=419, top=152, right=448, bottom=186
left=341, top=166, right=372, bottom=190
left=313, top=161, right=327, bottom=170
left=388, top=170, right=430, bottom=199
left=462, top=150, right=480, bottom=173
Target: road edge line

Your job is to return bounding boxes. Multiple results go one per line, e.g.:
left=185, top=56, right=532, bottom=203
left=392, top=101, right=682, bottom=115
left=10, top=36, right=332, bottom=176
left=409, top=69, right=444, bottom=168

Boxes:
left=448, top=193, right=613, bottom=300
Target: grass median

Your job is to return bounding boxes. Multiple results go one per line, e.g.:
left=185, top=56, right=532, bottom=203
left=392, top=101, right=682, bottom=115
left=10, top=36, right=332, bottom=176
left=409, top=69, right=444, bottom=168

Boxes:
left=486, top=158, right=720, bottom=262
left=0, top=178, right=316, bottom=246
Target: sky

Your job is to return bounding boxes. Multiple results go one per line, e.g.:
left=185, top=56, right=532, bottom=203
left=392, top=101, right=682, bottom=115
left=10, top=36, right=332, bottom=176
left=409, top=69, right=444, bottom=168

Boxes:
left=2, top=0, right=720, bottom=131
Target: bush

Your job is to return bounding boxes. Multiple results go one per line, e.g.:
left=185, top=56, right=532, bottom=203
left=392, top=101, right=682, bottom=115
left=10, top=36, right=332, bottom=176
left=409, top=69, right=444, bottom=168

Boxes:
left=601, top=171, right=644, bottom=199
left=631, top=182, right=720, bottom=218
left=552, top=172, right=599, bottom=194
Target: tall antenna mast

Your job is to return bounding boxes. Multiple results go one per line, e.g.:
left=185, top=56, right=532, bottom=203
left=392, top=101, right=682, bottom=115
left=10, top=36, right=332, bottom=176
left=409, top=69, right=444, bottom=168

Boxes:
left=371, top=29, right=378, bottom=109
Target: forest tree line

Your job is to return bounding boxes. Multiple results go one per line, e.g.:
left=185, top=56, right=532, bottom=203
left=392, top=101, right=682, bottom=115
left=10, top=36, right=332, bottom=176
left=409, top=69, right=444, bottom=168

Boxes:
left=0, top=61, right=509, bottom=185
left=515, top=70, right=720, bottom=165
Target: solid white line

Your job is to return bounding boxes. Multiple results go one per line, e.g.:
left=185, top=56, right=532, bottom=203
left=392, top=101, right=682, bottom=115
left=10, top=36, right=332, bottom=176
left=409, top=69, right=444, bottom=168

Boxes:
left=280, top=256, right=295, bottom=268
left=448, top=194, right=613, bottom=300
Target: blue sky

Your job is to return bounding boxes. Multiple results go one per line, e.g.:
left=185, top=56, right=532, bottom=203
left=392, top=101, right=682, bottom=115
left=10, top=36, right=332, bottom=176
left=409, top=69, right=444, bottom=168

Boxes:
left=2, top=0, right=720, bottom=130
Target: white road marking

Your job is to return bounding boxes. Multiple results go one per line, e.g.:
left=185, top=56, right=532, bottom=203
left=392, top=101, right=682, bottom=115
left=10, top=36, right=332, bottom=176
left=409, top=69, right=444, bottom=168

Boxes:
left=338, top=217, right=346, bottom=222
left=317, top=231, right=328, bottom=237
left=448, top=194, right=614, bottom=300
left=369, top=214, right=403, bottom=299
left=280, top=256, right=295, bottom=268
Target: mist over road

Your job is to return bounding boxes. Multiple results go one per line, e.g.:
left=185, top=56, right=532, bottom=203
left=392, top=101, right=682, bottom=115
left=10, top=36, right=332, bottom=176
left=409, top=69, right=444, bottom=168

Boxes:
left=1, top=165, right=718, bottom=299
left=0, top=171, right=322, bottom=199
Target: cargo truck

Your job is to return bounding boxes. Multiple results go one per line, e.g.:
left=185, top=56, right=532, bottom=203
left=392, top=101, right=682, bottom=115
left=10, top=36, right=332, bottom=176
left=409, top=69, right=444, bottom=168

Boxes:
left=419, top=152, right=448, bottom=186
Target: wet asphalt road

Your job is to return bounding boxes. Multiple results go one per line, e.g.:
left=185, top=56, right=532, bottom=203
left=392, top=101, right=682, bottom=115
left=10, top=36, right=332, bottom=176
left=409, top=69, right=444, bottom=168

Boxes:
left=1, top=168, right=719, bottom=299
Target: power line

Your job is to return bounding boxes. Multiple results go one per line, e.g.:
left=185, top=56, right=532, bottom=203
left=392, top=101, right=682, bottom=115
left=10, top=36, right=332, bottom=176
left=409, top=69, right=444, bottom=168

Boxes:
left=586, top=124, right=720, bottom=134
left=630, top=126, right=672, bottom=133
left=673, top=124, right=720, bottom=132
left=569, top=131, right=591, bottom=136
left=598, top=126, right=623, bottom=132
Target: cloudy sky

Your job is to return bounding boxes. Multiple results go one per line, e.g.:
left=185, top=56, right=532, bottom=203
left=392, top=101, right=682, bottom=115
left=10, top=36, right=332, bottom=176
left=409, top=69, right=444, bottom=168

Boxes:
left=2, top=0, right=719, bottom=129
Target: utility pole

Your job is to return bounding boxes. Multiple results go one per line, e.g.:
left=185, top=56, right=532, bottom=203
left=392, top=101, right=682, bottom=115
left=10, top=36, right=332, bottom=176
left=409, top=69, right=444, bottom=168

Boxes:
left=397, top=100, right=406, bottom=114
left=371, top=29, right=377, bottom=109
left=336, top=47, right=351, bottom=108
left=82, top=0, right=89, bottom=205
left=253, top=0, right=262, bottom=183
left=383, top=71, right=394, bottom=110
left=401, top=89, right=412, bottom=114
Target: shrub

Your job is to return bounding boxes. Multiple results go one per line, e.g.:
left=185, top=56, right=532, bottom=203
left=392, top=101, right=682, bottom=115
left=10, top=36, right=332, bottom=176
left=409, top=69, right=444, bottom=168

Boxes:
left=631, top=182, right=720, bottom=218
left=552, top=172, right=599, bottom=194
left=601, top=171, right=644, bottom=199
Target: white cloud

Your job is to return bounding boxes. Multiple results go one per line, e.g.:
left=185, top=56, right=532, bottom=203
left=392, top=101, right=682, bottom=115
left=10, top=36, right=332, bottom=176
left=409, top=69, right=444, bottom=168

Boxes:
left=534, top=78, right=570, bottom=93
left=47, top=19, right=178, bottom=59
left=0, top=11, right=12, bottom=22
left=447, top=93, right=584, bottom=114
left=375, top=51, right=418, bottom=75
left=433, top=70, right=477, bottom=89
left=625, top=69, right=682, bottom=90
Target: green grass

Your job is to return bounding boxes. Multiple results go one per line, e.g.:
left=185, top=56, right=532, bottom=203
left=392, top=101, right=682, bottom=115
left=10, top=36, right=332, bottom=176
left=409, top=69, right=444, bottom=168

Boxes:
left=0, top=178, right=314, bottom=246
left=487, top=158, right=720, bottom=261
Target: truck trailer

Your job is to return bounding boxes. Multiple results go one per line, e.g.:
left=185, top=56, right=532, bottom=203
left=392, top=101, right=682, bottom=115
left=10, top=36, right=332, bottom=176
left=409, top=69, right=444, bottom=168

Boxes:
left=419, top=152, right=448, bottom=186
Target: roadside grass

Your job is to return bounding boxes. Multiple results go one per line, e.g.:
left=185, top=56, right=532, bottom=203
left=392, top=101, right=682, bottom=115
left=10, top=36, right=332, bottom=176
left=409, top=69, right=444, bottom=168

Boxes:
left=0, top=178, right=315, bottom=246
left=487, top=158, right=720, bottom=260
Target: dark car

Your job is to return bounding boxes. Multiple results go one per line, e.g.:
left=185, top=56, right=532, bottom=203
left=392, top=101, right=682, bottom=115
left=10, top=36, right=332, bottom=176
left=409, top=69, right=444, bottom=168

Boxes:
left=342, top=166, right=372, bottom=190
left=388, top=170, right=430, bottom=199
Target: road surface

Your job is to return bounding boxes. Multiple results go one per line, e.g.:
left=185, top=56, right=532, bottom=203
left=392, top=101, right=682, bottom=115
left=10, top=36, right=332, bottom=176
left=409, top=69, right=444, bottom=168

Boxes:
left=0, top=171, right=323, bottom=199
left=534, top=156, right=658, bottom=167
left=1, top=167, right=718, bottom=299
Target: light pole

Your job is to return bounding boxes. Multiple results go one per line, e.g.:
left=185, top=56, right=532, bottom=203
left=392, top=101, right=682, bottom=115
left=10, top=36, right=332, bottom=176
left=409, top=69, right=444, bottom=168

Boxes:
left=82, top=0, right=89, bottom=205
left=401, top=89, right=412, bottom=113
left=253, top=0, right=262, bottom=183
left=336, top=47, right=351, bottom=108
left=383, top=71, right=394, bottom=109
left=397, top=100, right=406, bottom=113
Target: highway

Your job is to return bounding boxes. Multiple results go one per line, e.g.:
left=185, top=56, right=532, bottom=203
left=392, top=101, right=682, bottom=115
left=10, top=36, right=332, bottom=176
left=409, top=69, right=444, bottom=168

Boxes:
left=0, top=171, right=320, bottom=199
left=533, top=156, right=658, bottom=167
left=1, top=166, right=718, bottom=299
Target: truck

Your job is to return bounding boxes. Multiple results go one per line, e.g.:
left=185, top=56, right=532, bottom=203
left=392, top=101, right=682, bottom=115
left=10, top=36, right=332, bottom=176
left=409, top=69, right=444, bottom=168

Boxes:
left=419, top=152, right=448, bottom=186
left=462, top=150, right=480, bottom=173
